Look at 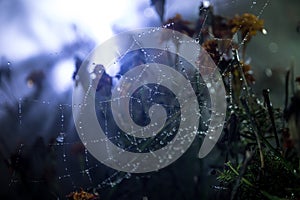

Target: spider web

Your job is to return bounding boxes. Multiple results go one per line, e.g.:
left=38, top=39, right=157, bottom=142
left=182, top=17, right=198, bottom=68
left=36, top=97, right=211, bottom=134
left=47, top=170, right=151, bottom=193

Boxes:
left=0, top=0, right=270, bottom=199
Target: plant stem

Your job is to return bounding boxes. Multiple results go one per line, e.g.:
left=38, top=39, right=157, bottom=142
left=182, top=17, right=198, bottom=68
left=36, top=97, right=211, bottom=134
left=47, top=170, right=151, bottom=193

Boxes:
left=262, top=89, right=280, bottom=149
left=240, top=98, right=265, bottom=169
left=226, top=162, right=286, bottom=200
left=226, top=161, right=253, bottom=187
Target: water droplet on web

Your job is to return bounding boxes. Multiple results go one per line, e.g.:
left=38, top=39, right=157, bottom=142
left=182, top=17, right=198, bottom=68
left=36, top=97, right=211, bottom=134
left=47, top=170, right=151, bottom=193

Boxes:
left=253, top=1, right=256, bottom=4
left=138, top=34, right=141, bottom=38
left=56, top=132, right=65, bottom=143
left=90, top=73, right=96, bottom=80
left=18, top=98, right=22, bottom=125
left=265, top=68, right=272, bottom=77
left=124, top=173, right=131, bottom=179
left=262, top=28, right=268, bottom=35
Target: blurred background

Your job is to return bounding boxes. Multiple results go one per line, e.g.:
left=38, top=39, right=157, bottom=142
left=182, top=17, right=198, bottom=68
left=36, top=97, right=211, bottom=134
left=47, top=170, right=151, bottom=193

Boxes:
left=0, top=0, right=299, bottom=199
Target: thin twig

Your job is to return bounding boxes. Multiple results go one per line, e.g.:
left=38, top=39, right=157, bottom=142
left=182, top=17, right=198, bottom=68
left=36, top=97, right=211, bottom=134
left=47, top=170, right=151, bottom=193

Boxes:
left=225, top=161, right=253, bottom=187
left=230, top=150, right=256, bottom=200
left=291, top=61, right=295, bottom=95
left=240, top=98, right=265, bottom=170
left=284, top=69, right=290, bottom=114
left=262, top=89, right=280, bottom=149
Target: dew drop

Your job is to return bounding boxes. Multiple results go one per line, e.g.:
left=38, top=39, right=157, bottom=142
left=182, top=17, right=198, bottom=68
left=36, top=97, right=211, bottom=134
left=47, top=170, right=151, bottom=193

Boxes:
left=262, top=28, right=267, bottom=35
left=56, top=132, right=65, bottom=143
left=90, top=73, right=96, bottom=80
left=265, top=68, right=272, bottom=77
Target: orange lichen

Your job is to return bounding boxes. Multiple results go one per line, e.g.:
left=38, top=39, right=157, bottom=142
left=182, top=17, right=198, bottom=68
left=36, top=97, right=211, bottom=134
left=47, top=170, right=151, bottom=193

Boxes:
left=67, top=188, right=99, bottom=200
left=229, top=13, right=264, bottom=42
left=164, top=14, right=194, bottom=37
